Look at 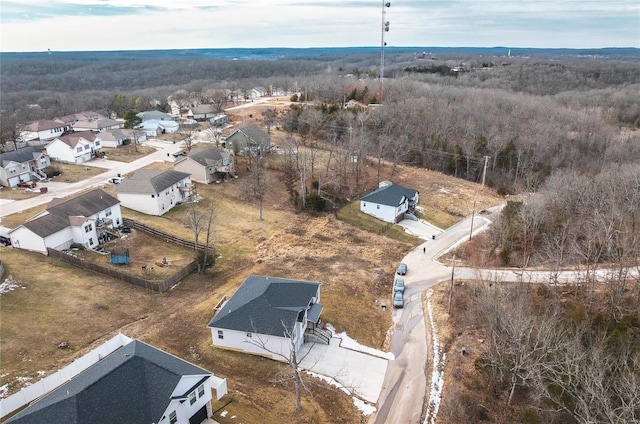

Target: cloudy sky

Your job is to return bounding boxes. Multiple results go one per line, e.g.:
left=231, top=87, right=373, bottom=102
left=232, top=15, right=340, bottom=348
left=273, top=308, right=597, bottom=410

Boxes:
left=1, top=0, right=638, bottom=52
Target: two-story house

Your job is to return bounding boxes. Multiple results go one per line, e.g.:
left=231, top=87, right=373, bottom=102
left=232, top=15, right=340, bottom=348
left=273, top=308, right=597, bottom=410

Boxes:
left=116, top=170, right=192, bottom=216
left=9, top=189, right=122, bottom=254
left=173, top=147, right=235, bottom=184
left=0, top=146, right=50, bottom=187
left=21, top=120, right=67, bottom=142
left=45, top=131, right=102, bottom=163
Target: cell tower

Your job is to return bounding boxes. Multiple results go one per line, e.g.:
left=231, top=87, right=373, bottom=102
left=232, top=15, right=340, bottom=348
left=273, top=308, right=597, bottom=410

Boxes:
left=379, top=1, right=390, bottom=104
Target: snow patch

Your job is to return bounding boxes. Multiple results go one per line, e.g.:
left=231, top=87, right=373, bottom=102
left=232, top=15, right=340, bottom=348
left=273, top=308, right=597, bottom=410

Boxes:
left=325, top=324, right=395, bottom=360
left=0, top=276, right=25, bottom=296
left=220, top=410, right=228, bottom=417
left=0, top=383, right=9, bottom=399
left=306, top=371, right=376, bottom=416
left=424, top=289, right=446, bottom=424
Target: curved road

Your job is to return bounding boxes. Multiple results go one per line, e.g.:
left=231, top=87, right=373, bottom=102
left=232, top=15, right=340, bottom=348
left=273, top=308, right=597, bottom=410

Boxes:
left=371, top=210, right=496, bottom=424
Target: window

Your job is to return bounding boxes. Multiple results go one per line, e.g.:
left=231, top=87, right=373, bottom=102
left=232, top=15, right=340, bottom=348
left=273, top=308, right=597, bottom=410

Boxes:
left=217, top=330, right=224, bottom=339
left=246, top=333, right=252, bottom=338
left=189, top=391, right=197, bottom=405
left=197, top=384, right=205, bottom=398
left=84, top=145, right=90, bottom=150
left=169, top=411, right=177, bottom=424
left=377, top=205, right=380, bottom=209
left=363, top=202, right=366, bottom=207
left=84, top=224, right=92, bottom=233
left=76, top=146, right=83, bottom=153
left=105, top=208, right=112, bottom=217
left=89, top=238, right=94, bottom=245
left=151, top=194, right=155, bottom=198
left=95, top=140, right=100, bottom=146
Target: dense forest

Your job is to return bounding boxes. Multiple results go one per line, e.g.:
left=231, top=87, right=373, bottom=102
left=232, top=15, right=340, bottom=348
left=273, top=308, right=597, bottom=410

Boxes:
left=2, top=47, right=639, bottom=423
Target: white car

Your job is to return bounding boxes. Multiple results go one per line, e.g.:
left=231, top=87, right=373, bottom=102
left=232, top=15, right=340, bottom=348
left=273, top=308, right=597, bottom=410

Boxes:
left=107, top=177, right=123, bottom=184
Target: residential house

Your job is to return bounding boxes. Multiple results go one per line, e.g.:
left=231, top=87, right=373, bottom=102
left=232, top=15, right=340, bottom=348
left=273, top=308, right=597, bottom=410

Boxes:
left=137, top=110, right=174, bottom=122
left=187, top=105, right=216, bottom=121
left=116, top=169, right=192, bottom=216
left=9, top=189, right=122, bottom=254
left=359, top=181, right=419, bottom=224
left=224, top=124, right=271, bottom=156
left=96, top=129, right=146, bottom=148
left=45, top=131, right=102, bottom=163
left=0, top=146, right=50, bottom=187
left=249, top=86, right=268, bottom=99
left=5, top=337, right=227, bottom=424
left=207, top=275, right=325, bottom=361
left=21, top=120, right=66, bottom=142
left=173, top=147, right=234, bottom=184
left=72, top=118, right=123, bottom=133
left=54, top=110, right=109, bottom=127
left=137, top=119, right=179, bottom=136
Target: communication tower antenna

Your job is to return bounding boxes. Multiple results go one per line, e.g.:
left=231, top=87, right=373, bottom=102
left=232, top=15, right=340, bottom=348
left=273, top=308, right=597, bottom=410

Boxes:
left=379, top=1, right=390, bottom=104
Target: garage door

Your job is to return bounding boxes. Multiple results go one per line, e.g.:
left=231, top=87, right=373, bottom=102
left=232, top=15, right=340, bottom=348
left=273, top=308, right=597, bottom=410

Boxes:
left=8, top=176, right=19, bottom=187
left=189, top=405, right=208, bottom=424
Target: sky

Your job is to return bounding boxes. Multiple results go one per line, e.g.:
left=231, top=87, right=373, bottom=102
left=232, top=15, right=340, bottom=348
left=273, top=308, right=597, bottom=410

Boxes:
left=1, top=0, right=638, bottom=52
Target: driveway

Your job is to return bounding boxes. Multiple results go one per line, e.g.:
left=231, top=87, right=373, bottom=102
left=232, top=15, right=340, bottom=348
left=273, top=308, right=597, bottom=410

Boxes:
left=298, top=337, right=388, bottom=404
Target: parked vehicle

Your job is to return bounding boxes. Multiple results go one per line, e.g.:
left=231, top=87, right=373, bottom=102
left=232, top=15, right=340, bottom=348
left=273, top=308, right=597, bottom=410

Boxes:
left=396, top=263, right=407, bottom=275
left=107, top=177, right=122, bottom=184
left=393, top=291, right=404, bottom=308
left=394, top=278, right=405, bottom=293
left=172, top=151, right=187, bottom=158
left=17, top=180, right=36, bottom=188
left=0, top=235, right=11, bottom=246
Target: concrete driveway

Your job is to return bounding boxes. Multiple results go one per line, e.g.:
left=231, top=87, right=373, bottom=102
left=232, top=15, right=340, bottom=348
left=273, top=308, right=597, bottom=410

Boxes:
left=298, top=337, right=388, bottom=404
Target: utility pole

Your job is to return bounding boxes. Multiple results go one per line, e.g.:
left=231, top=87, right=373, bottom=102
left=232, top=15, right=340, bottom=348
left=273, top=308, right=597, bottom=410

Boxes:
left=481, top=155, right=490, bottom=189
left=447, top=255, right=460, bottom=314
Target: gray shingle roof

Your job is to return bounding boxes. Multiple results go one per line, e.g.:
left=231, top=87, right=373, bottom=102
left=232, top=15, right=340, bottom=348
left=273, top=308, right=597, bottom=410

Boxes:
left=0, top=146, right=45, bottom=167
left=179, top=147, right=223, bottom=167
left=116, top=170, right=191, bottom=195
left=21, top=189, right=119, bottom=237
left=360, top=184, right=418, bottom=207
left=227, top=124, right=270, bottom=145
left=6, top=340, right=212, bottom=424
left=208, top=275, right=321, bottom=337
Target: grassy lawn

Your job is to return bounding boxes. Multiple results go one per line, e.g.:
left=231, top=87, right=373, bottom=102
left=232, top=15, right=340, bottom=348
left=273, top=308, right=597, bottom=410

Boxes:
left=0, top=187, right=42, bottom=201
left=101, top=145, right=156, bottom=162
left=47, top=162, right=107, bottom=183
left=337, top=201, right=424, bottom=246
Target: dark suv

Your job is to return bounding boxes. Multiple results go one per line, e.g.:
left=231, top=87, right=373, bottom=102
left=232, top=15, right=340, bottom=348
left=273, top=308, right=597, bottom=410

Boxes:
left=0, top=236, right=11, bottom=246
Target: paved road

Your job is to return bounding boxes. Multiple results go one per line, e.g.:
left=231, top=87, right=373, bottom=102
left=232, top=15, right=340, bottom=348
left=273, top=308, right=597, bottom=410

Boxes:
left=371, top=208, right=498, bottom=424
left=0, top=140, right=185, bottom=219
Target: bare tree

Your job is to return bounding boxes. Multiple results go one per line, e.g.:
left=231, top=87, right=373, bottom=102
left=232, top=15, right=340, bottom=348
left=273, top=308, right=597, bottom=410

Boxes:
left=242, top=154, right=269, bottom=220
left=187, top=196, right=216, bottom=274
left=261, top=108, right=278, bottom=135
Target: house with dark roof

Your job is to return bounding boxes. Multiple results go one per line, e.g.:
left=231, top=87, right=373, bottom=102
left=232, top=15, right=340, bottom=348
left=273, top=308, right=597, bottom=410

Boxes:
left=116, top=169, right=192, bottom=216
left=9, top=189, right=122, bottom=254
left=173, top=147, right=235, bottom=184
left=208, top=275, right=326, bottom=361
left=360, top=181, right=419, bottom=224
left=5, top=337, right=227, bottom=424
left=0, top=146, right=50, bottom=187
left=45, top=131, right=102, bottom=164
left=224, top=124, right=271, bottom=156
left=138, top=110, right=174, bottom=122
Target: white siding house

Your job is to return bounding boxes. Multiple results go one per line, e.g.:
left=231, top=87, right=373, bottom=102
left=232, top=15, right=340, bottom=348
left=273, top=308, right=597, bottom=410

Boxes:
left=5, top=338, right=226, bottom=424
left=116, top=169, right=192, bottom=216
left=208, top=275, right=325, bottom=362
left=359, top=182, right=419, bottom=224
left=45, top=131, right=102, bottom=164
left=21, top=120, right=66, bottom=142
left=9, top=189, right=122, bottom=255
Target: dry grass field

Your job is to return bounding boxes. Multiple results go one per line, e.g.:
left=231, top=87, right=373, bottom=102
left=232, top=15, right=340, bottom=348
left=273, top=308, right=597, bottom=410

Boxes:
left=0, top=104, right=502, bottom=423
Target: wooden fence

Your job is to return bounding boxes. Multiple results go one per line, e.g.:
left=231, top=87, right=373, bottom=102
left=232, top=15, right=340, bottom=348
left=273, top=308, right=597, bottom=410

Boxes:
left=123, top=218, right=215, bottom=255
left=47, top=249, right=197, bottom=292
